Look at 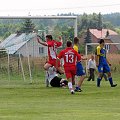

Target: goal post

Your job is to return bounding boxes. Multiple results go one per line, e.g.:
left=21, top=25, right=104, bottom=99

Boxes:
left=85, top=42, right=120, bottom=75
left=0, top=15, right=78, bottom=85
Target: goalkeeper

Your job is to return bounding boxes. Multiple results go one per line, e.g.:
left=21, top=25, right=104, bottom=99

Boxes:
left=46, top=66, right=68, bottom=87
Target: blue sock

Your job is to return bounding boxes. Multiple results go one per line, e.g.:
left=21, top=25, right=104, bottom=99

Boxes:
left=75, top=86, right=80, bottom=90
left=97, top=78, right=101, bottom=87
left=108, top=77, right=113, bottom=86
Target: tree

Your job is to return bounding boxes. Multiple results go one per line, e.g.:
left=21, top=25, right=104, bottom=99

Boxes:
left=21, top=19, right=35, bottom=33
left=84, top=28, right=92, bottom=52
left=68, top=26, right=74, bottom=41
left=97, top=12, right=103, bottom=30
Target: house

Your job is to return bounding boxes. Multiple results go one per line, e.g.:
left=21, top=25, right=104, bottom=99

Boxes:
left=89, top=29, right=118, bottom=42
left=0, top=33, right=48, bottom=57
left=105, top=35, right=120, bottom=53
left=80, top=29, right=120, bottom=53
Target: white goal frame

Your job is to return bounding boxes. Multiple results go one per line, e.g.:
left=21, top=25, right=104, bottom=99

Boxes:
left=0, top=16, right=78, bottom=37
left=85, top=42, right=120, bottom=75
left=0, top=15, right=77, bottom=83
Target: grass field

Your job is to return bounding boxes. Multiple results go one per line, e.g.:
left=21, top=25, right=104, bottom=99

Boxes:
left=0, top=72, right=120, bottom=120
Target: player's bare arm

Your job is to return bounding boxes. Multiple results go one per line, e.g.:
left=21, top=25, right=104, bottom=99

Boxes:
left=95, top=55, right=99, bottom=67
left=37, top=36, right=47, bottom=46
left=106, top=58, right=111, bottom=66
left=81, top=56, right=87, bottom=60
left=58, top=36, right=63, bottom=44
left=56, top=57, right=60, bottom=69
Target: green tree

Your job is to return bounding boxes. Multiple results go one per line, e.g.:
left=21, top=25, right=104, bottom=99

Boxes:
left=84, top=28, right=92, bottom=52
left=21, top=19, right=35, bottom=33
left=68, top=26, right=74, bottom=41
left=97, top=12, right=103, bottom=30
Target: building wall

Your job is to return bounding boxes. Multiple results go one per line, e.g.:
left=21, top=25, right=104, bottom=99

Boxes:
left=16, top=37, right=48, bottom=57
left=80, top=32, right=118, bottom=53
left=104, top=39, right=118, bottom=53
left=90, top=34, right=98, bottom=43
left=79, top=33, right=99, bottom=44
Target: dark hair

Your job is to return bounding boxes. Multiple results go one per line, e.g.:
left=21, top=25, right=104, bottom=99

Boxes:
left=74, top=37, right=79, bottom=44
left=67, top=40, right=72, bottom=47
left=46, top=35, right=53, bottom=40
left=99, top=39, right=104, bottom=44
left=60, top=80, right=68, bottom=87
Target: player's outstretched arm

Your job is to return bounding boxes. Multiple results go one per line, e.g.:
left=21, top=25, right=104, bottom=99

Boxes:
left=37, top=35, right=47, bottom=46
left=81, top=56, right=87, bottom=60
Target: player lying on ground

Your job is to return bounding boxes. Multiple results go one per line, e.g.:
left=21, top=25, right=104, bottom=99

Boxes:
left=46, top=66, right=68, bottom=87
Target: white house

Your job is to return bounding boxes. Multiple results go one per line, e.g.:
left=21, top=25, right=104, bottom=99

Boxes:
left=0, top=33, right=48, bottom=57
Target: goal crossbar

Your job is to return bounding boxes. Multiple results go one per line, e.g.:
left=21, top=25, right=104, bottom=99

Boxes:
left=0, top=16, right=78, bottom=37
left=85, top=42, right=120, bottom=55
left=86, top=43, right=120, bottom=46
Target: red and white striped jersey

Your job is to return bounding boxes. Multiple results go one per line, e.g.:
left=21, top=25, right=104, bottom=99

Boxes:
left=47, top=40, right=62, bottom=60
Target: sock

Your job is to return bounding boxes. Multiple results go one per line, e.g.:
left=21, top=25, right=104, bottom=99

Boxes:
left=97, top=78, right=101, bottom=87
left=108, top=77, right=113, bottom=86
left=68, top=82, right=73, bottom=89
left=75, top=86, right=80, bottom=90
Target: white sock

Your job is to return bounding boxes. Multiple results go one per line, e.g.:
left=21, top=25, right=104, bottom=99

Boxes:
left=68, top=82, right=73, bottom=89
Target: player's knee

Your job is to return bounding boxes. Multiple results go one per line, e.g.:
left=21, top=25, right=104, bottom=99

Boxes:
left=43, top=66, right=48, bottom=70
left=107, top=72, right=111, bottom=77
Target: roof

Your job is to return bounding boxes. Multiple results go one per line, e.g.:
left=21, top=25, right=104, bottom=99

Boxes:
left=0, top=33, right=36, bottom=54
left=89, top=29, right=118, bottom=39
left=106, top=35, right=120, bottom=50
left=106, top=35, right=120, bottom=43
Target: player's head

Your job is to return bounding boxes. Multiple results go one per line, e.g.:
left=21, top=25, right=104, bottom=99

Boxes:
left=46, top=35, right=53, bottom=41
left=99, top=38, right=104, bottom=44
left=91, top=54, right=94, bottom=60
left=99, top=38, right=105, bottom=47
left=74, top=37, right=79, bottom=44
left=66, top=40, right=72, bottom=47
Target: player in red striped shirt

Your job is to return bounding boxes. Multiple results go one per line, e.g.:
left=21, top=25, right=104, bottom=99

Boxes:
left=57, top=40, right=81, bottom=94
left=37, top=35, right=64, bottom=74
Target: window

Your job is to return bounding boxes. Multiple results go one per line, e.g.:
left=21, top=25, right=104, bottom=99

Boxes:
left=39, top=47, right=44, bottom=54
left=105, top=44, right=110, bottom=50
left=105, top=44, right=110, bottom=53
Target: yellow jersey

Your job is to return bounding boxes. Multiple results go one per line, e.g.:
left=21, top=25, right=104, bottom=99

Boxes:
left=73, top=44, right=78, bottom=53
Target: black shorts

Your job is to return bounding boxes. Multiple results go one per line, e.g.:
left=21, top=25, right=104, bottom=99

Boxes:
left=50, top=76, right=62, bottom=87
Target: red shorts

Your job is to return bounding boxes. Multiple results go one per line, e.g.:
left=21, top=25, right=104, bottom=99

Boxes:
left=64, top=66, right=76, bottom=79
left=47, top=59, right=60, bottom=68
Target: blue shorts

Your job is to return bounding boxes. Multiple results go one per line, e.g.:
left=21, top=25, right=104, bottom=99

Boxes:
left=98, top=64, right=110, bottom=73
left=76, top=62, right=85, bottom=76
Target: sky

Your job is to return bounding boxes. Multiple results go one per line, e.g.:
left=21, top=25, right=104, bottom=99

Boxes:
left=0, top=0, right=120, bottom=16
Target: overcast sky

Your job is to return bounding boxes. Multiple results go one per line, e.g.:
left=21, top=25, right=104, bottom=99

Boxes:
left=0, top=0, right=120, bottom=16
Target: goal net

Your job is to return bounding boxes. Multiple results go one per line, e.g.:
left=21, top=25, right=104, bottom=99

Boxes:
left=0, top=48, right=33, bottom=86
left=0, top=16, right=77, bottom=86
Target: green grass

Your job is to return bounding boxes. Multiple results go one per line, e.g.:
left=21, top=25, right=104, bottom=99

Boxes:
left=0, top=73, right=120, bottom=120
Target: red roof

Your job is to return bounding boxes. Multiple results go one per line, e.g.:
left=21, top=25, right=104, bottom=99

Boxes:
left=89, top=29, right=118, bottom=39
